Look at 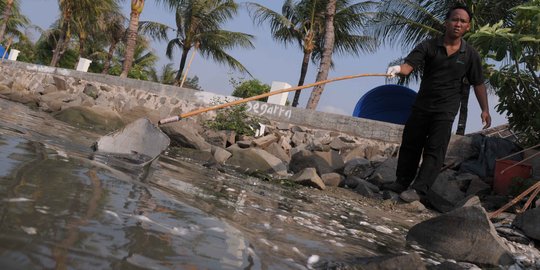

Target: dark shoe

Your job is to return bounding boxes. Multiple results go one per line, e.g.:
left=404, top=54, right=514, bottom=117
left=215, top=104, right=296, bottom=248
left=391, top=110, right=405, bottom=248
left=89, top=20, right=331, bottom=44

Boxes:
left=382, top=182, right=408, bottom=193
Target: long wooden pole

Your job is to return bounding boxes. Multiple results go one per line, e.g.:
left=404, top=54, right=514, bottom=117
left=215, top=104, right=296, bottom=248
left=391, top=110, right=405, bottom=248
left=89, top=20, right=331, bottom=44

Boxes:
left=159, top=73, right=391, bottom=125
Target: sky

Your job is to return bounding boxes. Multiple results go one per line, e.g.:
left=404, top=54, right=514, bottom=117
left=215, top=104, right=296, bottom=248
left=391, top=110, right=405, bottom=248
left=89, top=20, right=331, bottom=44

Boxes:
left=20, top=0, right=508, bottom=133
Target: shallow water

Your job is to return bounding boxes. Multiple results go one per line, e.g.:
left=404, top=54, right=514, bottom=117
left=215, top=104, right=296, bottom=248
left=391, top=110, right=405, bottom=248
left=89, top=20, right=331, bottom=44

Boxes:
left=0, top=99, right=423, bottom=269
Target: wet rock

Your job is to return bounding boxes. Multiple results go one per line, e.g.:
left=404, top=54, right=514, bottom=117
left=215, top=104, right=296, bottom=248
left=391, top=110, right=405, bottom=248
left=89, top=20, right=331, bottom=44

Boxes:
left=54, top=105, right=124, bottom=132
left=95, top=118, right=170, bottom=159
left=161, top=121, right=212, bottom=151
left=225, top=145, right=288, bottom=176
left=344, top=253, right=426, bottom=270
left=407, top=206, right=514, bottom=266
left=513, top=208, right=540, bottom=241
left=455, top=195, right=482, bottom=209
left=291, top=167, right=325, bottom=190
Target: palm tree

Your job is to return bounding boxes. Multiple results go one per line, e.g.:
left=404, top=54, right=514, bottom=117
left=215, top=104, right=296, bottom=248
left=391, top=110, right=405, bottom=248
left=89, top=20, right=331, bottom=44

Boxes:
left=0, top=0, right=29, bottom=45
left=369, top=0, right=527, bottom=134
left=305, top=0, right=336, bottom=110
left=148, top=63, right=203, bottom=90
left=141, top=0, right=254, bottom=86
left=51, top=0, right=116, bottom=67
left=248, top=0, right=376, bottom=107
left=109, top=35, right=158, bottom=80
left=120, top=0, right=144, bottom=78
left=0, top=0, right=15, bottom=43
left=101, top=11, right=126, bottom=74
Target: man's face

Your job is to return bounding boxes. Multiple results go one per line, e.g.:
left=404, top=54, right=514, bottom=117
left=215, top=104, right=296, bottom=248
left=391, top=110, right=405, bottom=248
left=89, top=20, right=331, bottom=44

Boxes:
left=445, top=9, right=471, bottom=38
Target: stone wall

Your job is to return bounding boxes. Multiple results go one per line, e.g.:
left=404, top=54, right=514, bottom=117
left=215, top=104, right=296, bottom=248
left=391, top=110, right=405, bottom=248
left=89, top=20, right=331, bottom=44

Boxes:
left=0, top=60, right=405, bottom=143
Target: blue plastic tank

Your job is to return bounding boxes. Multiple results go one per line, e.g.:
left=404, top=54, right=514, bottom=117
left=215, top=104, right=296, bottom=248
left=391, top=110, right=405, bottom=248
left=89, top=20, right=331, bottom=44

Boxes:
left=353, top=84, right=417, bottom=125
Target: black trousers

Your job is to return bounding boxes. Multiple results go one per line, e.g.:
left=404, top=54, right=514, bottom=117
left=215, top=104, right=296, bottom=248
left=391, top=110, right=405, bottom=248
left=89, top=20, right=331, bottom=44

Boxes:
left=395, top=109, right=455, bottom=193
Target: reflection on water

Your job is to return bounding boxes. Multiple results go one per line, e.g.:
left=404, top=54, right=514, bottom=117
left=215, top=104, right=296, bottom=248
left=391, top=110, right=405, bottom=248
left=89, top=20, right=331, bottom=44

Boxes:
left=0, top=99, right=416, bottom=270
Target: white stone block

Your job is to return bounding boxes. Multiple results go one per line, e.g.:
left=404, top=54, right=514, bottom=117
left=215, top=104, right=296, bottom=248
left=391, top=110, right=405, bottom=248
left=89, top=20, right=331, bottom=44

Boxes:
left=267, top=81, right=290, bottom=106
left=76, top=57, right=92, bottom=72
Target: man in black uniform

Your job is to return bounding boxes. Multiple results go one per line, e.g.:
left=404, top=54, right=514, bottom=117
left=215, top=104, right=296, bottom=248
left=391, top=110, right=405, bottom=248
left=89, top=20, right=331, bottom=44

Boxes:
left=383, top=5, right=491, bottom=198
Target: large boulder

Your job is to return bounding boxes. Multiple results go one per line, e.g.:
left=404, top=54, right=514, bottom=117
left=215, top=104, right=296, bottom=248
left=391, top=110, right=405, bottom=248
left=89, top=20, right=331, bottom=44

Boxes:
left=225, top=145, right=288, bottom=176
left=95, top=118, right=170, bottom=159
left=407, top=206, right=514, bottom=266
left=289, top=149, right=344, bottom=175
left=161, top=121, right=211, bottom=151
left=54, top=105, right=124, bottom=132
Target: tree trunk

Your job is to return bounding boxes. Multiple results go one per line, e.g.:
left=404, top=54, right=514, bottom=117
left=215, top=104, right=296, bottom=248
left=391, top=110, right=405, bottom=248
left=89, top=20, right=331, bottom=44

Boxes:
left=456, top=84, right=471, bottom=135
left=174, top=47, right=191, bottom=86
left=50, top=24, right=69, bottom=67
left=292, top=50, right=312, bottom=107
left=120, top=0, right=144, bottom=78
left=306, top=0, right=336, bottom=110
left=102, top=41, right=118, bottom=74
left=0, top=0, right=14, bottom=44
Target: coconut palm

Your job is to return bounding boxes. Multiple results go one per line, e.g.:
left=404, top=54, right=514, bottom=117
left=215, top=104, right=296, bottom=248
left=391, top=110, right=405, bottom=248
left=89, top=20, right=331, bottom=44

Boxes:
left=121, top=0, right=144, bottom=78
left=148, top=63, right=203, bottom=90
left=141, top=0, right=254, bottom=86
left=109, top=35, right=158, bottom=80
left=0, top=0, right=29, bottom=45
left=305, top=0, right=336, bottom=110
left=51, top=0, right=117, bottom=67
left=248, top=0, right=376, bottom=107
left=368, top=0, right=527, bottom=134
left=101, top=11, right=127, bottom=74
left=0, top=0, right=15, bottom=43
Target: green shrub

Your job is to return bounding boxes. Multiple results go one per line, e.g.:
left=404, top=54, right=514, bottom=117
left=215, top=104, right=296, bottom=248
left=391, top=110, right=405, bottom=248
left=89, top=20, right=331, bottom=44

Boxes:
left=204, top=98, right=260, bottom=136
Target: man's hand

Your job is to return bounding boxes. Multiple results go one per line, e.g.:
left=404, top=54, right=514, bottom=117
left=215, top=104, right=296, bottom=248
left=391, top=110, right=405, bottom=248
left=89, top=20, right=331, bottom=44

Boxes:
left=481, top=111, right=491, bottom=129
left=386, top=65, right=401, bottom=78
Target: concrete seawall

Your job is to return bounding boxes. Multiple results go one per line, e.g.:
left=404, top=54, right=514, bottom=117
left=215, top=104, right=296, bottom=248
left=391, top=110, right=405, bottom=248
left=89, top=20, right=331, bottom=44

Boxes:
left=0, top=60, right=405, bottom=143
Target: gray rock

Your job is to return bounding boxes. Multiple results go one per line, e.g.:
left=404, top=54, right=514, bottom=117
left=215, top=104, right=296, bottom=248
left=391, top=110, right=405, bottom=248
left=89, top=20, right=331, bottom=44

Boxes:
left=95, top=118, right=170, bottom=159
left=289, top=149, right=343, bottom=175
left=211, top=146, right=232, bottom=164
left=54, top=105, right=124, bottom=132
left=407, top=206, right=514, bottom=266
left=367, top=158, right=398, bottom=185
left=348, top=253, right=426, bottom=270
left=225, top=145, right=288, bottom=176
left=343, top=158, right=372, bottom=178
left=513, top=208, right=540, bottom=241
left=264, top=142, right=290, bottom=164
left=426, top=177, right=466, bottom=213
left=291, top=167, right=325, bottom=190
left=320, top=173, right=343, bottom=187
left=353, top=180, right=375, bottom=198
left=252, top=134, right=278, bottom=148
left=161, top=122, right=212, bottom=151
left=83, top=84, right=100, bottom=99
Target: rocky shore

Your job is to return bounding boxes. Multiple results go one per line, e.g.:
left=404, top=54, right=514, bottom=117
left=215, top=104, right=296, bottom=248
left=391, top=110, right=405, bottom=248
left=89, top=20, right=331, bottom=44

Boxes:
left=1, top=62, right=540, bottom=269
